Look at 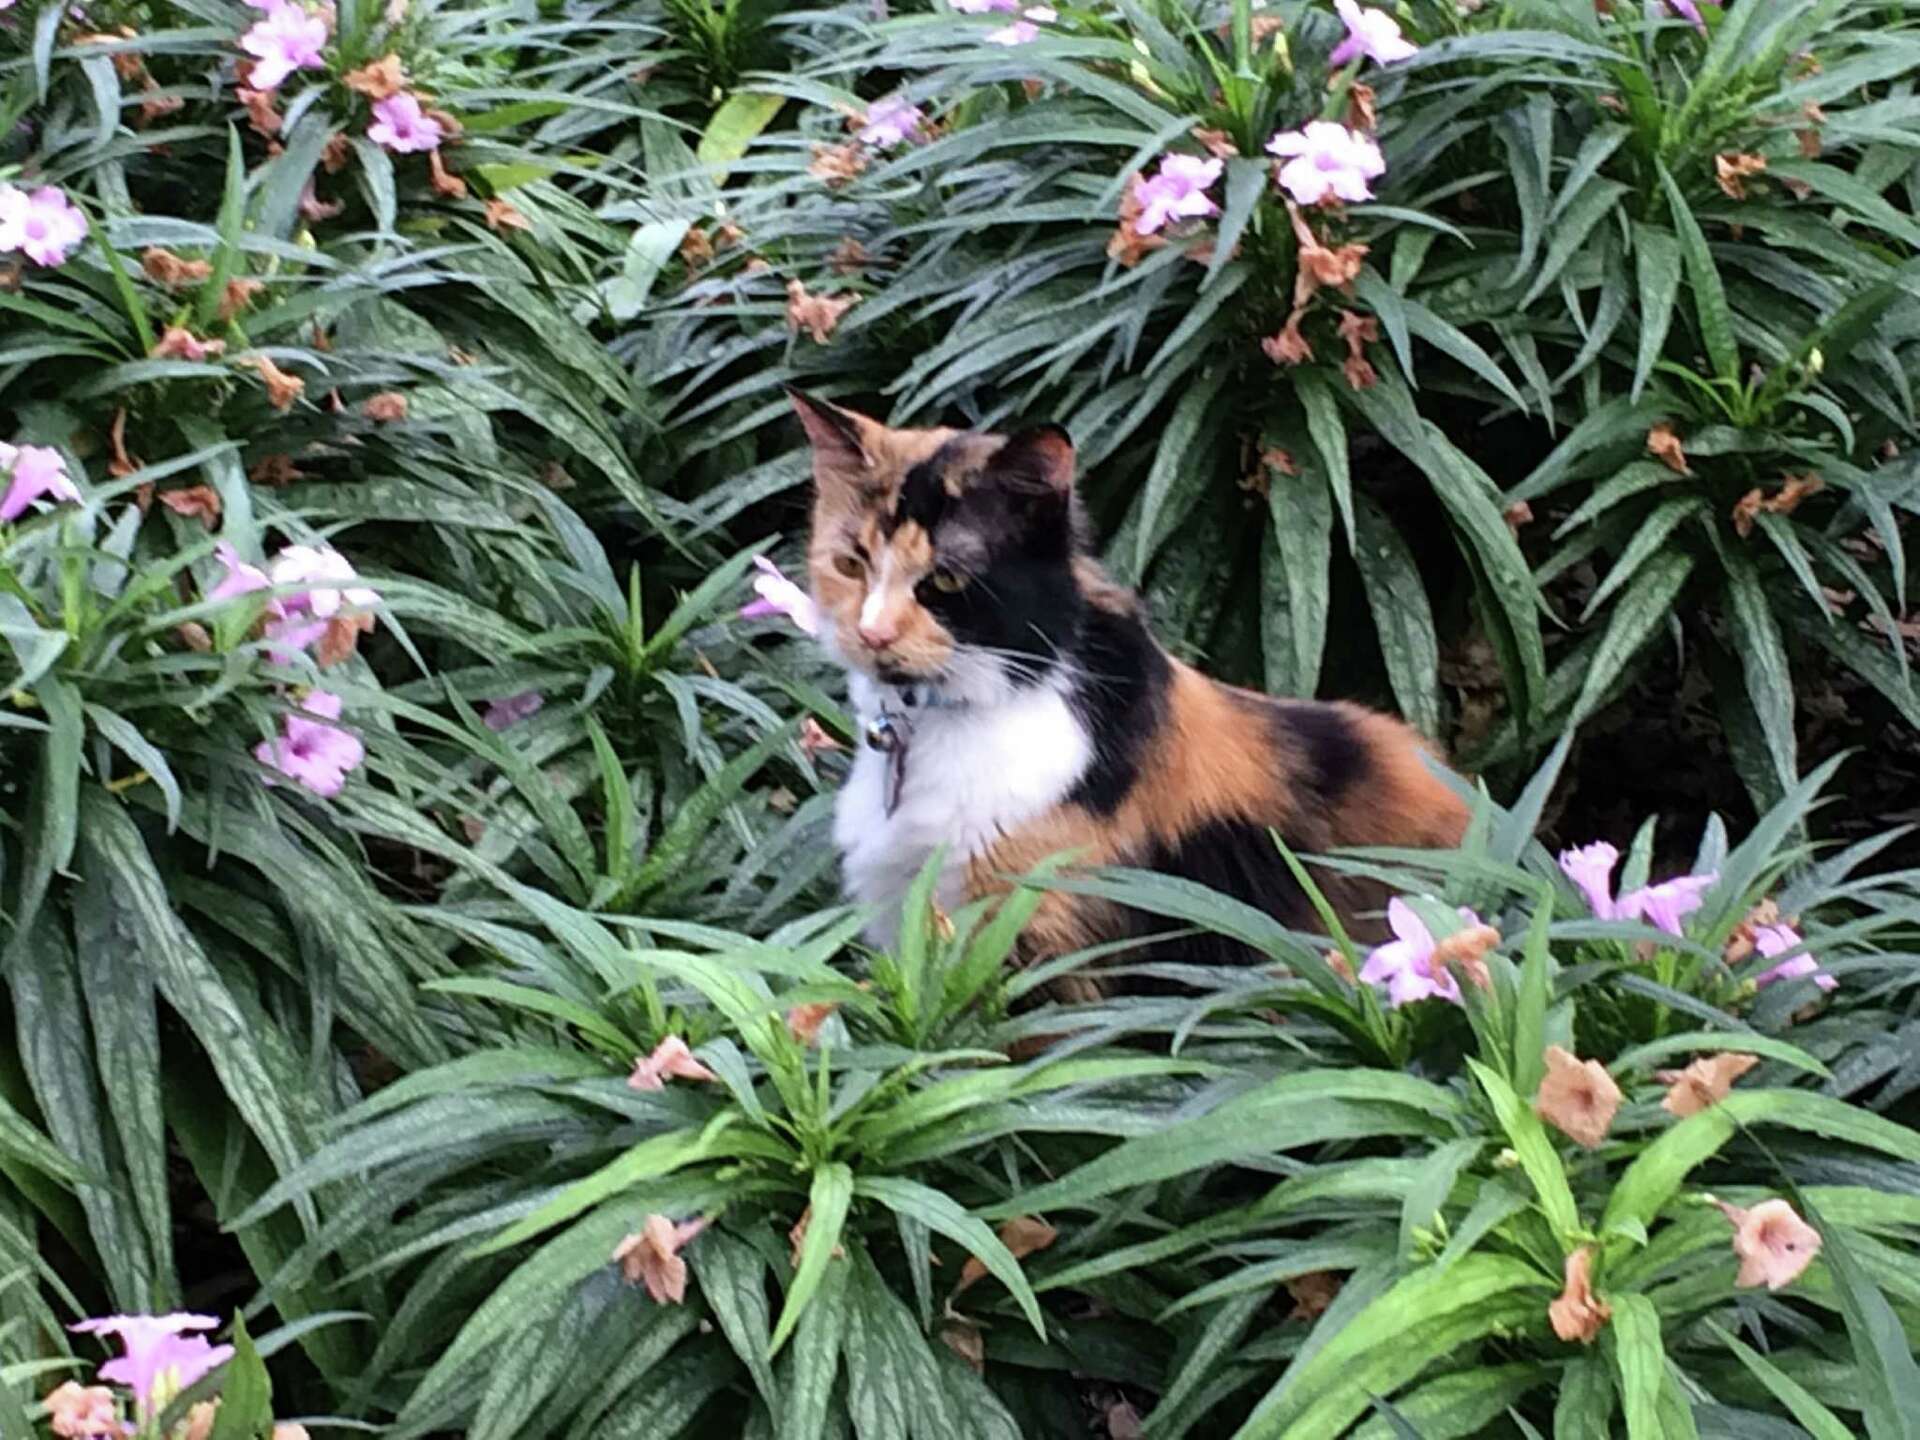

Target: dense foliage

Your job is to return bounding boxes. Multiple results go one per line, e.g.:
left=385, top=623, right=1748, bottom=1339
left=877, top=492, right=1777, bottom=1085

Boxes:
left=2, top=0, right=1918, bottom=1436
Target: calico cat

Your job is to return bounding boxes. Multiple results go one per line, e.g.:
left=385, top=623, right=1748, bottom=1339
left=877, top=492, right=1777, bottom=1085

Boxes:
left=791, top=390, right=1469, bottom=975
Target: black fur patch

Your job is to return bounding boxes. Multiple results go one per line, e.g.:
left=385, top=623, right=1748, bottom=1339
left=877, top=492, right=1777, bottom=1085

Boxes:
left=1274, top=701, right=1370, bottom=808
left=1065, top=603, right=1170, bottom=816
left=1134, top=817, right=1316, bottom=962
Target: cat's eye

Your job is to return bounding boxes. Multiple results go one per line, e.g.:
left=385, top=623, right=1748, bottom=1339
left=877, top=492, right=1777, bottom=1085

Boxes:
left=930, top=567, right=967, bottom=594
left=833, top=553, right=865, bottom=580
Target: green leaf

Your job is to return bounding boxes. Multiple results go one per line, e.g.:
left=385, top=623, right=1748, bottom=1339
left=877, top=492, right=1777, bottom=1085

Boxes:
left=1720, top=545, right=1799, bottom=800
left=1467, top=1061, right=1579, bottom=1243
left=82, top=706, right=182, bottom=834
left=1708, top=1321, right=1853, bottom=1440
left=770, top=1163, right=853, bottom=1355
left=1808, top=1200, right=1920, bottom=1440
left=1571, top=551, right=1695, bottom=725
left=698, top=92, right=784, bottom=179
left=1353, top=494, right=1443, bottom=738
left=779, top=1257, right=848, bottom=1440
left=1133, top=364, right=1227, bottom=573
left=696, top=1227, right=778, bottom=1408
left=1608, top=1293, right=1666, bottom=1440
left=207, top=1313, right=273, bottom=1440
left=854, top=1177, right=1046, bottom=1340
left=1608, top=1031, right=1827, bottom=1079
left=1265, top=463, right=1332, bottom=699
left=1297, top=371, right=1354, bottom=546
left=1657, top=166, right=1738, bottom=384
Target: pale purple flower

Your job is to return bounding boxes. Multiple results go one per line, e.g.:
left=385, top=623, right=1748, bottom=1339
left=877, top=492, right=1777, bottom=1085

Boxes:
left=1329, top=0, right=1418, bottom=66
left=1664, top=0, right=1708, bottom=33
left=1357, top=897, right=1474, bottom=1008
left=261, top=542, right=375, bottom=661
left=1130, top=154, right=1222, bottom=236
left=1267, top=121, right=1384, bottom=205
left=483, top=690, right=544, bottom=731
left=740, top=556, right=819, bottom=636
left=69, top=1314, right=233, bottom=1417
left=367, top=92, right=444, bottom=153
left=858, top=95, right=928, bottom=149
left=1618, top=874, right=1716, bottom=937
left=0, top=185, right=87, bottom=267
left=0, top=442, right=80, bottom=521
left=254, top=690, right=365, bottom=796
left=1558, top=840, right=1622, bottom=920
left=1558, top=839, right=1716, bottom=937
left=987, top=4, right=1054, bottom=43
left=950, top=0, right=1019, bottom=11
left=238, top=0, right=327, bottom=93
left=1750, top=922, right=1837, bottom=993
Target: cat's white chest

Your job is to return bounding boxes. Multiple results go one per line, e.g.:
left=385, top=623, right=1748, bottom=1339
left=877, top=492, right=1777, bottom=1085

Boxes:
left=833, top=680, right=1092, bottom=948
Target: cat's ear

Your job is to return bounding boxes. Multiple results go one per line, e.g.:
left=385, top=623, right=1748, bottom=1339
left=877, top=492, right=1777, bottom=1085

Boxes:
left=788, top=388, right=875, bottom=486
left=987, top=424, right=1075, bottom=498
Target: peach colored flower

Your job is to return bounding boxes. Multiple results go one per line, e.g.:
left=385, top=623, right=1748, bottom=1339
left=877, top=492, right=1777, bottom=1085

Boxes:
left=786, top=1001, right=839, bottom=1045
left=1107, top=180, right=1167, bottom=268
left=141, top=247, right=211, bottom=287
left=239, top=84, right=283, bottom=137
left=627, top=1035, right=717, bottom=1091
left=428, top=151, right=467, bottom=199
left=612, top=1214, right=708, bottom=1303
left=1432, top=921, right=1500, bottom=992
left=1191, top=125, right=1238, bottom=159
left=1647, top=422, right=1690, bottom=475
left=1534, top=1045, right=1621, bottom=1149
left=181, top=1400, right=219, bottom=1440
left=241, top=354, right=305, bottom=411
left=1261, top=312, right=1313, bottom=365
left=957, top=1215, right=1056, bottom=1292
left=1547, top=1245, right=1610, bottom=1343
left=1504, top=499, right=1534, bottom=534
left=484, top=197, right=530, bottom=232
left=1713, top=1197, right=1821, bottom=1290
left=361, top=391, right=408, bottom=423
left=799, top=716, right=842, bottom=757
left=785, top=280, right=856, bottom=344
left=315, top=611, right=374, bottom=667
left=343, top=53, right=406, bottom=100
left=273, top=1426, right=312, bottom=1440
left=1658, top=1052, right=1758, bottom=1118
left=42, top=1382, right=120, bottom=1439
left=1715, top=152, right=1767, bottom=201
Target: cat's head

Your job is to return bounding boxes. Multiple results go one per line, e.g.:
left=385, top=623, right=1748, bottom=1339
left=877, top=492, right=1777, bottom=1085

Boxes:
left=792, top=391, right=1087, bottom=703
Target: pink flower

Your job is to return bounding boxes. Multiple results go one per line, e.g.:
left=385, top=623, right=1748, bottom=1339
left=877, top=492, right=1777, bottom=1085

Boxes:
left=1129, top=154, right=1222, bottom=235
left=1558, top=841, right=1621, bottom=920
left=0, top=185, right=88, bottom=267
left=1665, top=0, right=1708, bottom=32
left=858, top=95, right=928, bottom=149
left=208, top=542, right=278, bottom=617
left=1617, top=874, right=1716, bottom=937
left=987, top=4, right=1053, bottom=43
left=69, top=1314, right=232, bottom=1418
left=1267, top=121, right=1384, bottom=205
left=40, top=1381, right=121, bottom=1439
left=238, top=0, right=327, bottom=92
left=262, top=542, right=375, bottom=661
left=254, top=690, right=365, bottom=797
left=740, top=556, right=819, bottom=635
left=367, top=92, right=444, bottom=153
left=483, top=690, right=544, bottom=731
left=1357, top=897, right=1481, bottom=1008
left=1328, top=0, right=1418, bottom=66
left=0, top=442, right=80, bottom=521
left=627, top=1035, right=718, bottom=1091
left=1750, top=922, right=1837, bottom=993
left=612, top=1215, right=709, bottom=1304
left=1714, top=1197, right=1821, bottom=1290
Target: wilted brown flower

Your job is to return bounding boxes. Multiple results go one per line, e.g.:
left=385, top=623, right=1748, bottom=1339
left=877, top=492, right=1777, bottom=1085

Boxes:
left=799, top=716, right=842, bottom=757
left=786, top=1000, right=839, bottom=1045
left=1715, top=152, right=1768, bottom=201
left=1262, top=312, right=1313, bottom=366
left=1658, top=1052, right=1758, bottom=1118
left=1713, top=1197, right=1822, bottom=1290
left=241, top=354, right=305, bottom=411
left=219, top=276, right=265, bottom=321
left=1107, top=181, right=1167, bottom=268
left=1337, top=310, right=1380, bottom=390
left=1547, top=1246, right=1610, bottom=1343
left=107, top=408, right=143, bottom=479
left=1286, top=1270, right=1342, bottom=1321
left=299, top=182, right=344, bottom=222
left=142, top=247, right=212, bottom=287
left=1534, top=1045, right=1622, bottom=1150
left=238, top=84, right=283, bottom=137
left=315, top=610, right=374, bottom=668
left=1504, top=499, right=1534, bottom=534
left=343, top=53, right=407, bottom=100
left=176, top=621, right=213, bottom=652
left=157, top=485, right=223, bottom=527
left=150, top=326, right=225, bottom=362
left=1731, top=487, right=1764, bottom=539
left=827, top=237, right=871, bottom=275
left=1192, top=126, right=1239, bottom=159
left=320, top=132, right=352, bottom=173
left=427, top=150, right=467, bottom=199
left=140, top=81, right=184, bottom=125
left=627, top=1035, right=717, bottom=1091
left=785, top=279, right=857, bottom=344
left=958, top=1216, right=1057, bottom=1293
left=484, top=197, right=530, bottom=232
left=939, top=1320, right=985, bottom=1373
left=1647, top=422, right=1690, bottom=475
left=249, top=453, right=304, bottom=486
left=1433, top=922, right=1500, bottom=992
left=1347, top=81, right=1378, bottom=133
left=679, top=227, right=715, bottom=271
left=808, top=143, right=867, bottom=188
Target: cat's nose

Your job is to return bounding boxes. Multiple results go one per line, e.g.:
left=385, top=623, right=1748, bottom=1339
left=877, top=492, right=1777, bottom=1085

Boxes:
left=858, top=617, right=901, bottom=651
